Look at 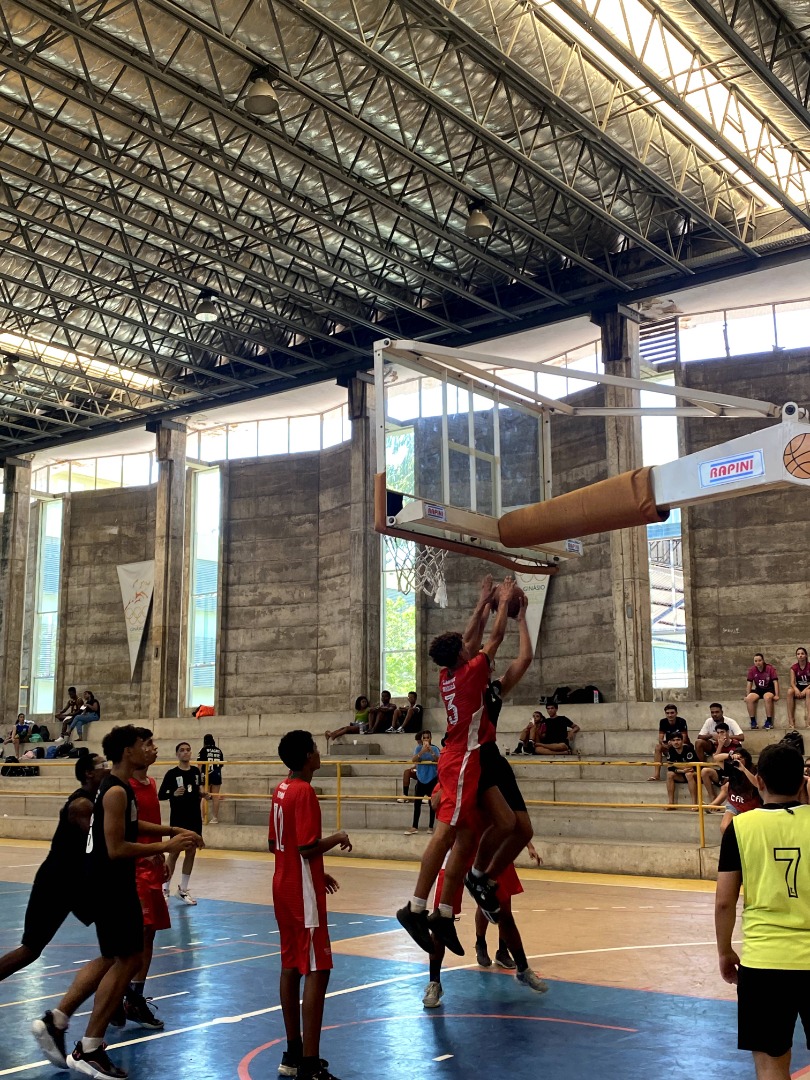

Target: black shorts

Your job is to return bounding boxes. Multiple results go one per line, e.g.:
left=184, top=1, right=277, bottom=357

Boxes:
left=92, top=887, right=144, bottom=959
left=171, top=814, right=202, bottom=834
left=752, top=685, right=774, bottom=698
left=478, top=743, right=527, bottom=813
left=21, top=863, right=90, bottom=956
left=738, top=966, right=810, bottom=1056
left=667, top=767, right=693, bottom=783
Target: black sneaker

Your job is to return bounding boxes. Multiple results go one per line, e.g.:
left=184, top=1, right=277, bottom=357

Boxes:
left=396, top=903, right=433, bottom=953
left=109, top=998, right=126, bottom=1029
left=525, top=741, right=535, bottom=755
left=764, top=719, right=773, bottom=729
left=512, top=743, right=523, bottom=756
left=426, top=910, right=465, bottom=956
left=299, top=1061, right=340, bottom=1080
left=31, top=1011, right=68, bottom=1068
left=463, top=871, right=501, bottom=923
left=67, top=1041, right=128, bottom=1078
left=475, top=941, right=492, bottom=967
left=495, top=948, right=517, bottom=970
left=124, top=991, right=164, bottom=1030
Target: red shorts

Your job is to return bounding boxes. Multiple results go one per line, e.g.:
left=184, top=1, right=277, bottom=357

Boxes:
left=434, top=862, right=523, bottom=916
left=136, top=876, right=171, bottom=932
left=274, top=908, right=333, bottom=975
left=437, top=750, right=482, bottom=828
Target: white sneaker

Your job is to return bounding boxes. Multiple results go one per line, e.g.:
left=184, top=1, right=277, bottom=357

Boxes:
left=177, top=887, right=197, bottom=906
left=516, top=968, right=548, bottom=993
left=422, top=981, right=443, bottom=1008
left=209, top=817, right=219, bottom=824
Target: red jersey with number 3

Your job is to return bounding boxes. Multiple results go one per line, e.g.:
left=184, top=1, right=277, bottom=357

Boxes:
left=439, top=652, right=496, bottom=757
left=269, top=778, right=327, bottom=929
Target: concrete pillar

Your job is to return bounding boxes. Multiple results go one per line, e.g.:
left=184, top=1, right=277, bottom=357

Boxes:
left=148, top=421, right=186, bottom=720
left=0, top=458, right=31, bottom=715
left=348, top=378, right=380, bottom=699
left=593, top=308, right=653, bottom=702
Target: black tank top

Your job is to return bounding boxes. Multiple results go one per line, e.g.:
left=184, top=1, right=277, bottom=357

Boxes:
left=87, top=773, right=139, bottom=889
left=484, top=679, right=504, bottom=730
left=45, top=786, right=95, bottom=869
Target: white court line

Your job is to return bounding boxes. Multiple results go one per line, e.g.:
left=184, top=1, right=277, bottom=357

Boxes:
left=242, top=934, right=258, bottom=938
left=41, top=966, right=59, bottom=971
left=71, top=960, right=93, bottom=965
left=159, top=945, right=179, bottom=950
left=348, top=921, right=363, bottom=925
left=215, top=937, right=231, bottom=941
left=434, top=1054, right=454, bottom=1062
left=0, top=937, right=738, bottom=1075
left=187, top=941, right=203, bottom=945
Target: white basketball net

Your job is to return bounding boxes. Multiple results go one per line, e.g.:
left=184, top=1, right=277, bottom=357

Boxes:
left=384, top=536, right=448, bottom=608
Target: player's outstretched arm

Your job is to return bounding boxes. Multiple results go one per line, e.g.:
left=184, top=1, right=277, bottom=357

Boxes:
left=462, top=575, right=496, bottom=655
left=499, top=594, right=532, bottom=698
left=481, top=576, right=514, bottom=663
left=299, top=830, right=353, bottom=859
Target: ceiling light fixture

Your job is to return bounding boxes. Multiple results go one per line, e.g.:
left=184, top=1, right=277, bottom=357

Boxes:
left=245, top=71, right=280, bottom=116
left=0, top=356, right=18, bottom=381
left=194, top=290, right=218, bottom=324
left=465, top=202, right=493, bottom=240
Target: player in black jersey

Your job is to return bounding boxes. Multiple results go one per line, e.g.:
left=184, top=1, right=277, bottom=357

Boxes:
left=466, top=592, right=537, bottom=922
left=58, top=726, right=199, bottom=1080
left=0, top=752, right=106, bottom=983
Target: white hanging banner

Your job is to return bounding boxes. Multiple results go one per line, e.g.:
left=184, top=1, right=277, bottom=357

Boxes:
left=516, top=572, right=550, bottom=652
left=116, top=560, right=155, bottom=678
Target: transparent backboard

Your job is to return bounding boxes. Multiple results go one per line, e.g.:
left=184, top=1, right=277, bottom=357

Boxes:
left=374, top=341, right=583, bottom=569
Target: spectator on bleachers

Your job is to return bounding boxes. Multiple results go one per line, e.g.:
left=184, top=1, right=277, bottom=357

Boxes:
left=404, top=731, right=440, bottom=835
left=745, top=652, right=779, bottom=730
left=4, top=714, right=31, bottom=759
left=324, top=696, right=370, bottom=743
left=55, top=687, right=80, bottom=738
left=706, top=747, right=760, bottom=832
left=665, top=732, right=699, bottom=809
left=701, top=724, right=743, bottom=795
left=392, top=692, right=424, bottom=734
left=67, top=690, right=101, bottom=741
left=197, top=733, right=225, bottom=823
left=787, top=647, right=810, bottom=729
left=695, top=703, right=744, bottom=761
left=368, top=691, right=398, bottom=734
left=531, top=703, right=579, bottom=755
left=512, top=710, right=545, bottom=755
left=803, top=757, right=810, bottom=804
left=649, top=704, right=689, bottom=781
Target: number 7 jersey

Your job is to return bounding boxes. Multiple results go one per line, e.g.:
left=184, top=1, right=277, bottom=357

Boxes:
left=268, top=777, right=327, bottom=929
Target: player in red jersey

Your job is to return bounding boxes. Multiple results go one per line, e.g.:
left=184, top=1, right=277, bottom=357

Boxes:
left=397, top=576, right=519, bottom=956
left=124, top=738, right=187, bottom=1030
left=269, top=730, right=353, bottom=1080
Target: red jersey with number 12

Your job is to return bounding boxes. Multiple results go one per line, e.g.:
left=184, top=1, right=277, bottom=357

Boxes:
left=269, top=778, right=326, bottom=929
left=439, top=652, right=496, bottom=757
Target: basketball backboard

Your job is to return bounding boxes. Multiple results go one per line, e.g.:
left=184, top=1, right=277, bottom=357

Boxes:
left=373, top=338, right=584, bottom=573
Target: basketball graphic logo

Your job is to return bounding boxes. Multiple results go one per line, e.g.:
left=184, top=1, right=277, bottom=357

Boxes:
left=783, top=434, right=810, bottom=479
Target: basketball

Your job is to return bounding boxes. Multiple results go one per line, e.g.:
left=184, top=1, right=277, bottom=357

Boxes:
left=783, top=433, right=810, bottom=479
left=490, top=584, right=526, bottom=618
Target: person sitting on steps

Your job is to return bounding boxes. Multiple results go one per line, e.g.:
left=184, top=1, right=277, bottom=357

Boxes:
left=368, top=691, right=397, bottom=735
left=512, top=710, right=545, bottom=755
left=531, top=703, right=580, bottom=755
left=67, top=691, right=101, bottom=742
left=391, top=692, right=424, bottom=734
left=324, top=697, right=370, bottom=744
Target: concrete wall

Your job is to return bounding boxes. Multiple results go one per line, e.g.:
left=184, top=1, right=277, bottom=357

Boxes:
left=219, top=444, right=352, bottom=713
left=680, top=348, right=810, bottom=700
left=56, top=486, right=157, bottom=719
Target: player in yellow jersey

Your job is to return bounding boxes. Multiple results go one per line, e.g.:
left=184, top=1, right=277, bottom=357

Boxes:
left=715, top=742, right=810, bottom=1080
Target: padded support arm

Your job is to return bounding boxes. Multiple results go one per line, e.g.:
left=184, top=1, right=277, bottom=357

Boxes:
left=498, top=467, right=669, bottom=547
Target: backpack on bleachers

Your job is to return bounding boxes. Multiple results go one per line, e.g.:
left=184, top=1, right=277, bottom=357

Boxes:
left=31, top=724, right=50, bottom=742
left=781, top=730, right=805, bottom=756
left=1, top=756, right=39, bottom=777
left=55, top=741, right=73, bottom=758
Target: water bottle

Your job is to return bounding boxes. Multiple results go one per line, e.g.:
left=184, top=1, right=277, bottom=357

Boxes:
left=593, top=690, right=599, bottom=704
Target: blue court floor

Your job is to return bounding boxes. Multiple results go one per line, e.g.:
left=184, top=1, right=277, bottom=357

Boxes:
left=0, top=870, right=808, bottom=1079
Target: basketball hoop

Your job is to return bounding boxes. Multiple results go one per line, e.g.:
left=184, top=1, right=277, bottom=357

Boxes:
left=384, top=535, right=448, bottom=607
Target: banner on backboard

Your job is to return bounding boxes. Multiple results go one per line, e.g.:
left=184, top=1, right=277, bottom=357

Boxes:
left=116, top=561, right=155, bottom=678
left=515, top=572, right=550, bottom=652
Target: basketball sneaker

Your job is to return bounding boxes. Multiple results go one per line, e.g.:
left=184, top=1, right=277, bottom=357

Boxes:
left=279, top=1050, right=301, bottom=1076
left=67, top=1042, right=128, bottom=1078
left=396, top=903, right=433, bottom=953
left=31, top=1011, right=68, bottom=1068
left=764, top=719, right=773, bottom=729
left=426, top=911, right=464, bottom=956
left=463, top=871, right=501, bottom=923
left=108, top=999, right=126, bottom=1028
left=124, top=991, right=164, bottom=1030
left=495, top=948, right=516, bottom=970
left=516, top=968, right=549, bottom=993
left=299, top=1061, right=341, bottom=1080
left=750, top=718, right=758, bottom=729
left=177, top=887, right=197, bottom=905
left=475, top=941, right=492, bottom=967
left=422, top=981, right=443, bottom=1008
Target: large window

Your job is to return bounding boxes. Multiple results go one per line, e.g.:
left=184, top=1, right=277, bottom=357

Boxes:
left=381, top=428, right=417, bottom=697
left=31, top=500, right=63, bottom=714
left=186, top=468, right=221, bottom=707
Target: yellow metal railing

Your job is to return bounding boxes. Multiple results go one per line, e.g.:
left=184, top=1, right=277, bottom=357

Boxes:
left=0, top=755, right=723, bottom=848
